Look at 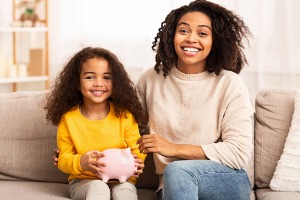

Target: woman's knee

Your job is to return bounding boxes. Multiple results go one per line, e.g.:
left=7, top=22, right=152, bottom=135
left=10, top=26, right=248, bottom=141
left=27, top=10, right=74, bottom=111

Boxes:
left=163, top=161, right=194, bottom=183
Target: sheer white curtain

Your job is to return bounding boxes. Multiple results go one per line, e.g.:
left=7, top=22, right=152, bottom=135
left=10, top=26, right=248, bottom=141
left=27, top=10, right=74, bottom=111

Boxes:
left=49, top=0, right=300, bottom=99
left=49, top=0, right=173, bottom=82
left=212, top=0, right=300, bottom=99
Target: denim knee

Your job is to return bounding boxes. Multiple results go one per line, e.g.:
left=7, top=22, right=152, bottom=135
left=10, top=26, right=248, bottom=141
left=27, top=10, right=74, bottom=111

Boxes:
left=162, top=160, right=251, bottom=200
left=163, top=160, right=197, bottom=184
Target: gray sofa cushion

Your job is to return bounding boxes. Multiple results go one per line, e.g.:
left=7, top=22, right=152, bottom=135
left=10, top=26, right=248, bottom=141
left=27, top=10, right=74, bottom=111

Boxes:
left=255, top=188, right=300, bottom=200
left=254, top=88, right=296, bottom=188
left=0, top=181, right=69, bottom=200
left=0, top=91, right=68, bottom=183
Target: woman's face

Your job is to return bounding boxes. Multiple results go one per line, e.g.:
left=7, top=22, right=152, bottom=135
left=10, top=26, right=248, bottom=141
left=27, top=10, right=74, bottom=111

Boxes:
left=79, top=57, right=113, bottom=106
left=174, top=11, right=213, bottom=74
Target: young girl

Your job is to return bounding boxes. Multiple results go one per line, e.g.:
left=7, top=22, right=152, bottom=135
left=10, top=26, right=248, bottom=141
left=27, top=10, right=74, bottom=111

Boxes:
left=137, top=0, right=253, bottom=199
left=44, top=47, right=146, bottom=200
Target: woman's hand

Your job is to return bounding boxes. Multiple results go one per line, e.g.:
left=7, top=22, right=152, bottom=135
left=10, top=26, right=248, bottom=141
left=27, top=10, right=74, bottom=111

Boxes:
left=137, top=134, right=206, bottom=160
left=53, top=148, right=59, bottom=166
left=80, top=150, right=105, bottom=174
left=132, top=155, right=145, bottom=178
left=137, top=134, right=178, bottom=158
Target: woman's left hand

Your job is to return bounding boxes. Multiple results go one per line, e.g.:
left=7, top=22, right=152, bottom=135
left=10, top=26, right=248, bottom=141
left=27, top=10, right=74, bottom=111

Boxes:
left=137, top=134, right=177, bottom=158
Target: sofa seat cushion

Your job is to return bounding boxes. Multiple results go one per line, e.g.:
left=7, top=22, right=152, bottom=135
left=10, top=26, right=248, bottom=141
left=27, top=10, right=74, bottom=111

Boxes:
left=137, top=189, right=157, bottom=200
left=0, top=181, right=69, bottom=200
left=255, top=188, right=300, bottom=200
left=0, top=181, right=156, bottom=200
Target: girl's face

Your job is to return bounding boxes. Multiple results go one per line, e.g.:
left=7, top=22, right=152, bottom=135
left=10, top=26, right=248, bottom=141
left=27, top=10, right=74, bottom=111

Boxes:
left=174, top=11, right=213, bottom=74
left=80, top=57, right=113, bottom=106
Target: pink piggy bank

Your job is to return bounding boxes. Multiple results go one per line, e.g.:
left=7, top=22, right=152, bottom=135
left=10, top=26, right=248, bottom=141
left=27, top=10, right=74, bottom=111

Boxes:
left=97, top=147, right=136, bottom=183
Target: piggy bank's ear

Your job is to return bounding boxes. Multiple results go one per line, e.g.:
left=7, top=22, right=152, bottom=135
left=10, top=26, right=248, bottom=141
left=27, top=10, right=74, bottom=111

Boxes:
left=122, top=147, right=131, bottom=158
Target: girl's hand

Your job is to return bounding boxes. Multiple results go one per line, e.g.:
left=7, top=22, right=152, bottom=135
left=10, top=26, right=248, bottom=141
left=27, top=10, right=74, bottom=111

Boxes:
left=80, top=150, right=105, bottom=174
left=132, top=154, right=144, bottom=178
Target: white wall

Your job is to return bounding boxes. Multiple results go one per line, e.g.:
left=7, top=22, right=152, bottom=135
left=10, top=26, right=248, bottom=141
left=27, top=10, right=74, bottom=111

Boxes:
left=1, top=0, right=299, bottom=96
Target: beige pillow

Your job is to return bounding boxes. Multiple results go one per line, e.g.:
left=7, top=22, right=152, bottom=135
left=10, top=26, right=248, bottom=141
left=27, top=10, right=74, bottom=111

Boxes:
left=0, top=91, right=68, bottom=183
left=254, top=88, right=297, bottom=188
left=270, top=89, right=300, bottom=192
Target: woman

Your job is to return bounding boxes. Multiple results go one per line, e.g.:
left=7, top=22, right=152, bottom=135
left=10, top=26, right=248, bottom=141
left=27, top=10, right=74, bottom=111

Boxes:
left=136, top=0, right=253, bottom=199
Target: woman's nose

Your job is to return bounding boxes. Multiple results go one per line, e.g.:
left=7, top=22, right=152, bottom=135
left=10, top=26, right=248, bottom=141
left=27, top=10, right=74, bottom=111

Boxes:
left=186, top=32, right=197, bottom=42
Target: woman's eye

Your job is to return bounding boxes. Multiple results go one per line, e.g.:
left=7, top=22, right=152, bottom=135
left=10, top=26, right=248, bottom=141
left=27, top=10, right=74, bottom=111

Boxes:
left=179, top=29, right=189, bottom=34
left=199, top=32, right=207, bottom=36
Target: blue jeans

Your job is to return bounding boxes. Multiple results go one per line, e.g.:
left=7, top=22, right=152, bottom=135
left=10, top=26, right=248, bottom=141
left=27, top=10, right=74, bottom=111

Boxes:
left=157, top=160, right=250, bottom=200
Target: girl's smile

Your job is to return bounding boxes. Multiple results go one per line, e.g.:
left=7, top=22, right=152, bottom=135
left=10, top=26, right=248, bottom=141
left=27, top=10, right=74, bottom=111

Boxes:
left=80, top=57, right=113, bottom=106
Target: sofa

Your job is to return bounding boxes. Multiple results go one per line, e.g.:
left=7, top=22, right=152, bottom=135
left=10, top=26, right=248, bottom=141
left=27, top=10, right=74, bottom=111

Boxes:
left=0, top=87, right=299, bottom=200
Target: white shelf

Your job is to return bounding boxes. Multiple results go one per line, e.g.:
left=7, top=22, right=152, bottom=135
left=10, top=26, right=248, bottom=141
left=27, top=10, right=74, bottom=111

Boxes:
left=0, top=0, right=49, bottom=92
left=0, top=27, right=48, bottom=32
left=0, top=76, right=48, bottom=84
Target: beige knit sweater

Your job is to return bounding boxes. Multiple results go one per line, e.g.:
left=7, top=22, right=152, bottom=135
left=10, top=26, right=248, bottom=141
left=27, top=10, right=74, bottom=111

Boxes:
left=136, top=67, right=253, bottom=189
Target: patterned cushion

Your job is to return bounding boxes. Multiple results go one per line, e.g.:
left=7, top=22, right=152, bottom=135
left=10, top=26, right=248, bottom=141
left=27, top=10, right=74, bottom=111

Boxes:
left=270, top=90, right=300, bottom=191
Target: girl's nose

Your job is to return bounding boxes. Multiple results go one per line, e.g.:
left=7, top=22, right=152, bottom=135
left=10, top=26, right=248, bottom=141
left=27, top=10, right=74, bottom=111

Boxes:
left=93, top=79, right=104, bottom=87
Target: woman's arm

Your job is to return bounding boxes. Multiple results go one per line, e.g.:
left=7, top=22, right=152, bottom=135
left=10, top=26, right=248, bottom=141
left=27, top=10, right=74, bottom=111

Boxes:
left=137, top=134, right=208, bottom=160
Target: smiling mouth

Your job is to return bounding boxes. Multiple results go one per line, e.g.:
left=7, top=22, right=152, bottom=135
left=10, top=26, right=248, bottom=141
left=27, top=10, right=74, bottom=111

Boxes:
left=182, top=47, right=201, bottom=52
left=92, top=90, right=104, bottom=96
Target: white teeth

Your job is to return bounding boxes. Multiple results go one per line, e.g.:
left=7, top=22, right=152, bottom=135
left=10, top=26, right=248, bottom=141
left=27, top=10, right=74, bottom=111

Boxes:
left=183, top=47, right=200, bottom=52
left=93, top=91, right=103, bottom=95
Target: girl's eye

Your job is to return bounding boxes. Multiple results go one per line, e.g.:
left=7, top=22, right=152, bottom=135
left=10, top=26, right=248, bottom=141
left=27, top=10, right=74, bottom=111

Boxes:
left=104, top=76, right=112, bottom=80
left=85, top=76, right=95, bottom=79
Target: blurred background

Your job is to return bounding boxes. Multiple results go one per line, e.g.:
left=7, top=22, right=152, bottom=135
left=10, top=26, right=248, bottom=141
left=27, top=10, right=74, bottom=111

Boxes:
left=0, top=0, right=299, bottom=100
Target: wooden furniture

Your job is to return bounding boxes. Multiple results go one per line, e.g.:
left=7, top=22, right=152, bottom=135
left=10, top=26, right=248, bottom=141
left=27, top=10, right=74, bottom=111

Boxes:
left=0, top=0, right=49, bottom=92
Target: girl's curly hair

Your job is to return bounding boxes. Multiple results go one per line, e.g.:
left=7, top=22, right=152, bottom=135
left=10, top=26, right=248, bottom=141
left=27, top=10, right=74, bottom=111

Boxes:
left=152, top=0, right=252, bottom=77
left=44, top=47, right=144, bottom=125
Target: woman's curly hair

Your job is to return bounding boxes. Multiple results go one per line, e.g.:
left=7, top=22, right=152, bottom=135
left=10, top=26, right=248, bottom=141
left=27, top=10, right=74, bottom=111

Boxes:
left=44, top=47, right=144, bottom=125
left=152, top=0, right=252, bottom=77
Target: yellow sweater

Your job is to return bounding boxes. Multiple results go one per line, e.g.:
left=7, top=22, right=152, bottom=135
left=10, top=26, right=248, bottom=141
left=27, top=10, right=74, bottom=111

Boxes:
left=57, top=102, right=146, bottom=183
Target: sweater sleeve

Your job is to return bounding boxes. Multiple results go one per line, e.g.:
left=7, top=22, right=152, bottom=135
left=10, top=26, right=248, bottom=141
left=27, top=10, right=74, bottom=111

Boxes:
left=57, top=117, right=83, bottom=175
left=124, top=112, right=147, bottom=162
left=201, top=81, right=254, bottom=169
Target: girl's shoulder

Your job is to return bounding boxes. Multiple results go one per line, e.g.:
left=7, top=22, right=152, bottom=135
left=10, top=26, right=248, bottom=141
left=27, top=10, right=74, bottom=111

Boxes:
left=63, top=106, right=80, bottom=118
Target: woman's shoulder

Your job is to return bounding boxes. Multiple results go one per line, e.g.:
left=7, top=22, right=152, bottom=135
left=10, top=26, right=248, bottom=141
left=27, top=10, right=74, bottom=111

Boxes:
left=219, top=70, right=245, bottom=84
left=138, top=68, right=157, bottom=80
left=219, top=69, right=240, bottom=78
left=136, top=68, right=159, bottom=88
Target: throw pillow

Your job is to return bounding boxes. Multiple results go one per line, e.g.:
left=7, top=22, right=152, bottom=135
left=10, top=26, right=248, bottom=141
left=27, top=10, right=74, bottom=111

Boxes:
left=270, top=89, right=300, bottom=192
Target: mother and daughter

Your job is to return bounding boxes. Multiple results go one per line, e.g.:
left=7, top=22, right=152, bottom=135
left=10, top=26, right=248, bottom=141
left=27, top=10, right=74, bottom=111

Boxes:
left=46, top=0, right=253, bottom=199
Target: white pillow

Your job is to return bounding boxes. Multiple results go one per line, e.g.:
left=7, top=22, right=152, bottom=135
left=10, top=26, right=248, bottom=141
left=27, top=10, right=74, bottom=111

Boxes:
left=270, top=89, right=300, bottom=192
